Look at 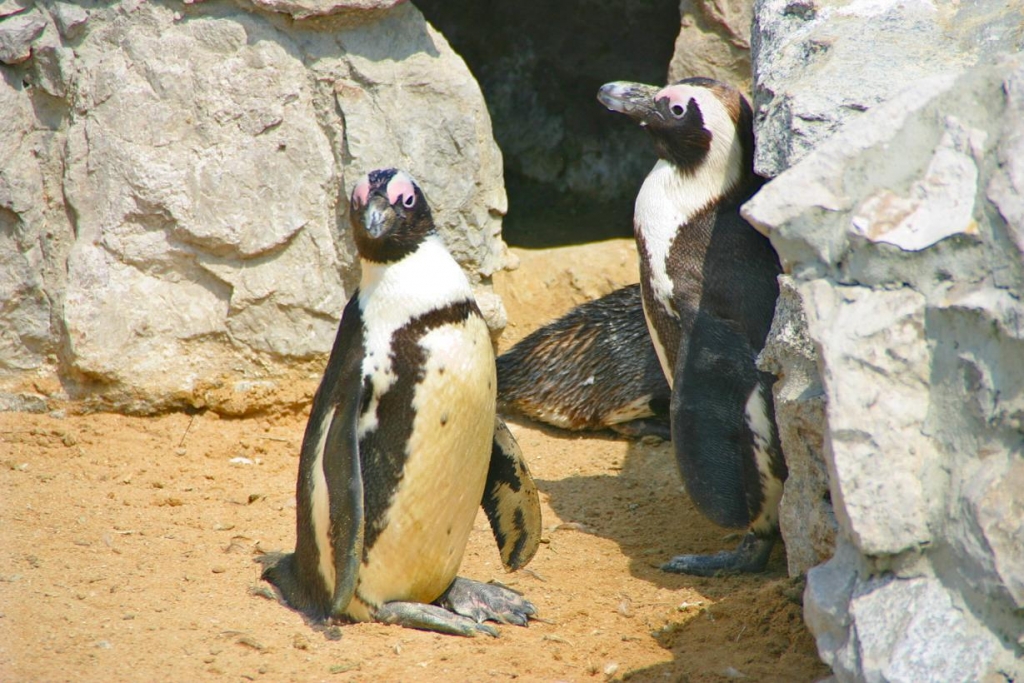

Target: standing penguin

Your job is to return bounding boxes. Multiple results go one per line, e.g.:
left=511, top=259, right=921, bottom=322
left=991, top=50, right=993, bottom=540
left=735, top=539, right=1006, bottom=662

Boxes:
left=261, top=168, right=541, bottom=636
left=597, top=78, right=786, bottom=576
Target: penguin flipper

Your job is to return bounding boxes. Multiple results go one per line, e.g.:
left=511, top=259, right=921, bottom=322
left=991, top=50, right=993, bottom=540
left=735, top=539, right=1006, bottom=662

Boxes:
left=319, top=382, right=365, bottom=616
left=667, top=311, right=784, bottom=575
left=672, top=311, right=763, bottom=530
left=482, top=418, right=542, bottom=571
left=263, top=293, right=366, bottom=620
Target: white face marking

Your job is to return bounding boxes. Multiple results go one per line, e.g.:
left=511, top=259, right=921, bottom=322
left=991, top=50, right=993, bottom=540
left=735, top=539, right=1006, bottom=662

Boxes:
left=356, top=235, right=475, bottom=437
left=310, top=406, right=337, bottom=597
left=634, top=85, right=745, bottom=387
left=655, top=83, right=744, bottom=198
left=744, top=383, right=783, bottom=534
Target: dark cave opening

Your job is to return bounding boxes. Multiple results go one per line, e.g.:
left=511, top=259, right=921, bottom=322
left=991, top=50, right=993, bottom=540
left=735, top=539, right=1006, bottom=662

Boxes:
left=414, top=1, right=681, bottom=248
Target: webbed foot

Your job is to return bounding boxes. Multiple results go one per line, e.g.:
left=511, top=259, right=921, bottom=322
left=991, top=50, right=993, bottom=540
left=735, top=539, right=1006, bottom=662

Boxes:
left=662, top=531, right=776, bottom=577
left=609, top=418, right=671, bottom=441
left=374, top=601, right=499, bottom=637
left=438, top=577, right=536, bottom=627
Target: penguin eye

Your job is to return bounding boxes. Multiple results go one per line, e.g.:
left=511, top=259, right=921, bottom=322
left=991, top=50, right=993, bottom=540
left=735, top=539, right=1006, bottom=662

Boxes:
left=670, top=102, right=686, bottom=118
left=402, top=193, right=416, bottom=209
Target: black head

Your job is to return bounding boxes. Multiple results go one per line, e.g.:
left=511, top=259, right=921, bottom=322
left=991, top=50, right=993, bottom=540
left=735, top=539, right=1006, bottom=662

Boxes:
left=350, top=168, right=435, bottom=264
left=598, top=77, right=754, bottom=180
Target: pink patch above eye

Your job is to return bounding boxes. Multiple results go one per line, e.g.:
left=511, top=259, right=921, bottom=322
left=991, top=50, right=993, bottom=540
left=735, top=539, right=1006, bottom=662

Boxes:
left=352, top=177, right=371, bottom=207
left=386, top=173, right=417, bottom=207
left=656, top=85, right=688, bottom=111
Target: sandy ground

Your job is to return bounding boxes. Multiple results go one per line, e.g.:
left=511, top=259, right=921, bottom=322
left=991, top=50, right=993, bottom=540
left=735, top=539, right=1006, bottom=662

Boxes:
left=0, top=241, right=830, bottom=682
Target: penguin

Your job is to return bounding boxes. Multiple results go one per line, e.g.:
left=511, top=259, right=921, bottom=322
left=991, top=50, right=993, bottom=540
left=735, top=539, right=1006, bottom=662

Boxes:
left=597, top=78, right=787, bottom=576
left=496, top=283, right=671, bottom=440
left=260, top=168, right=542, bottom=636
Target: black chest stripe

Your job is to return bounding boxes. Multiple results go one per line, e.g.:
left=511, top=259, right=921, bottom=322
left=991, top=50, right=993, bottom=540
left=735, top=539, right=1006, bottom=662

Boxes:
left=359, top=298, right=482, bottom=557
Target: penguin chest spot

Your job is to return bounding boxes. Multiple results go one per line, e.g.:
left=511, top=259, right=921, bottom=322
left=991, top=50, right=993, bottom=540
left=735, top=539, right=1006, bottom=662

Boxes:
left=357, top=317, right=496, bottom=608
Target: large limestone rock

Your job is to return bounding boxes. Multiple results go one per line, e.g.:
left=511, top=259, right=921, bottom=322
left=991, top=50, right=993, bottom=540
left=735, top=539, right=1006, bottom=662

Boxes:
left=751, top=0, right=1024, bottom=177
left=758, top=276, right=833, bottom=576
left=745, top=49, right=1024, bottom=681
left=0, top=0, right=507, bottom=413
left=669, top=0, right=753, bottom=93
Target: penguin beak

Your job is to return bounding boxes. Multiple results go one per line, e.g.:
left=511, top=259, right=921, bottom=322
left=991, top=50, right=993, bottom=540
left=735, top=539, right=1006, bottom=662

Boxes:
left=598, top=81, right=663, bottom=125
left=362, top=196, right=393, bottom=239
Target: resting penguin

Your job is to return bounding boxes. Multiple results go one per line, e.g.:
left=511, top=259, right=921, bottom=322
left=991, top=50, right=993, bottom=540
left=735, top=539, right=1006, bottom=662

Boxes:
left=597, top=78, right=787, bottom=576
left=260, top=168, right=542, bottom=636
left=497, top=283, right=671, bottom=440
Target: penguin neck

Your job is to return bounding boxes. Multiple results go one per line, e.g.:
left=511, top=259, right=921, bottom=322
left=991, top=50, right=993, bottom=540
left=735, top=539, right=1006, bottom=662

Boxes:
left=634, top=134, right=744, bottom=239
left=357, top=235, right=474, bottom=322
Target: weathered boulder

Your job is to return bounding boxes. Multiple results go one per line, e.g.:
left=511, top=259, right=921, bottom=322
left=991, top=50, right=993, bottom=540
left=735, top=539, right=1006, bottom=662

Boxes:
left=758, top=276, right=833, bottom=576
left=669, top=0, right=753, bottom=93
left=0, top=0, right=507, bottom=413
left=745, top=46, right=1024, bottom=682
left=751, top=0, right=1024, bottom=178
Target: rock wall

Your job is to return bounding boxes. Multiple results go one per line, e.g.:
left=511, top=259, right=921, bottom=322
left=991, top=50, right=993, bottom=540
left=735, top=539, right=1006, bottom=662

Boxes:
left=746, top=0, right=1024, bottom=677
left=0, top=0, right=507, bottom=414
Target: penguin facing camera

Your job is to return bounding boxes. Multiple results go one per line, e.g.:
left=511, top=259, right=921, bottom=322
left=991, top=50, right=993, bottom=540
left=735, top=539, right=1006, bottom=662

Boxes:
left=260, top=168, right=542, bottom=636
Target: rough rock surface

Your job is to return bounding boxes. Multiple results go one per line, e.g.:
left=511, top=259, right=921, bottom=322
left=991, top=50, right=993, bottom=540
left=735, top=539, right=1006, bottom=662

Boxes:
left=758, top=276, right=833, bottom=577
left=669, top=0, right=753, bottom=93
left=745, top=42, right=1024, bottom=681
left=0, top=0, right=507, bottom=413
left=751, top=0, right=1024, bottom=178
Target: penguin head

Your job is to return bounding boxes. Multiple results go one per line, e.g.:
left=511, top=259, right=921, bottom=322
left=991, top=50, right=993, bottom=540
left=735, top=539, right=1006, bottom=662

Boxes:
left=350, top=168, right=435, bottom=264
left=598, top=78, right=753, bottom=186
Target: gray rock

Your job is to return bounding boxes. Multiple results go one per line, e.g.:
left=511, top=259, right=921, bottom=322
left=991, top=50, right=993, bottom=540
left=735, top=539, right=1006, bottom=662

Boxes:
left=746, top=47, right=1024, bottom=681
left=800, top=281, right=935, bottom=557
left=803, top=539, right=859, bottom=674
left=850, top=575, right=998, bottom=683
left=0, top=61, right=57, bottom=374
left=240, top=0, right=407, bottom=20
left=751, top=0, right=1024, bottom=178
left=1, top=2, right=32, bottom=19
left=0, top=391, right=48, bottom=413
left=0, top=0, right=509, bottom=412
left=759, top=276, right=835, bottom=576
left=0, top=6, right=46, bottom=64
left=50, top=2, right=87, bottom=37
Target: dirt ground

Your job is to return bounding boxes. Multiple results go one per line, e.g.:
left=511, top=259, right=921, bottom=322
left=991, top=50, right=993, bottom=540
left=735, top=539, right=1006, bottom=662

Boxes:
left=0, top=241, right=830, bottom=682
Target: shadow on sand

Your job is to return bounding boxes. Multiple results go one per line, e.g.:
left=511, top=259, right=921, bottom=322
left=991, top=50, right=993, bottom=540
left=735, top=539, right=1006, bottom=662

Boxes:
left=515, top=416, right=824, bottom=681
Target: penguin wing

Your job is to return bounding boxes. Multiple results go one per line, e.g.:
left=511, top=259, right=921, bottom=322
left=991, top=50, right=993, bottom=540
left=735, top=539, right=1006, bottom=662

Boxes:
left=482, top=418, right=542, bottom=571
left=299, top=293, right=366, bottom=616
left=670, top=309, right=764, bottom=530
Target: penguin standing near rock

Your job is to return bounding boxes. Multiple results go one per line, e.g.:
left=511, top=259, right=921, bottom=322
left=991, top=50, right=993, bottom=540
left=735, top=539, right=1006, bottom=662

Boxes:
left=261, top=168, right=541, bottom=636
left=497, top=283, right=671, bottom=440
left=597, top=78, right=787, bottom=575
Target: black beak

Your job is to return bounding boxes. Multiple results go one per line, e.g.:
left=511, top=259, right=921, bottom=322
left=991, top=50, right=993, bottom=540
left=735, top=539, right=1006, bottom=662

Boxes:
left=597, top=81, right=663, bottom=125
left=361, top=195, right=393, bottom=239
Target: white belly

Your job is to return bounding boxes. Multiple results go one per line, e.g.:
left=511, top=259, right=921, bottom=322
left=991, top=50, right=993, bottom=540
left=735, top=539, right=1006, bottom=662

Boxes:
left=349, top=316, right=496, bottom=619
